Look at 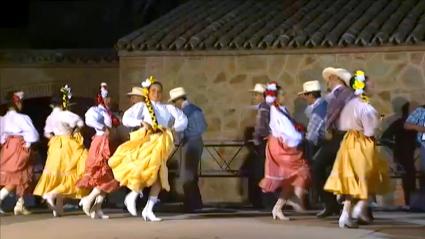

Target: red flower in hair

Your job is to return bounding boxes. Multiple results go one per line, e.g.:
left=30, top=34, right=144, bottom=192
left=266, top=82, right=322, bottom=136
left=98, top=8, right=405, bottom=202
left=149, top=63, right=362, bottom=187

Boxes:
left=13, top=94, right=20, bottom=103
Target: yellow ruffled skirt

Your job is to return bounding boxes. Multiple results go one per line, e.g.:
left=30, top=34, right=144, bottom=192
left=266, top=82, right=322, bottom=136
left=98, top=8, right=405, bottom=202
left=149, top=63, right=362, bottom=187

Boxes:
left=33, top=133, right=89, bottom=199
left=324, top=130, right=391, bottom=200
left=108, top=128, right=174, bottom=192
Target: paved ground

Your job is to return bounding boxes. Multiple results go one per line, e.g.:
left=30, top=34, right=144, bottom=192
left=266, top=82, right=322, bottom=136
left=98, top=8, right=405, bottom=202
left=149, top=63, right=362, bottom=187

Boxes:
left=1, top=210, right=425, bottom=239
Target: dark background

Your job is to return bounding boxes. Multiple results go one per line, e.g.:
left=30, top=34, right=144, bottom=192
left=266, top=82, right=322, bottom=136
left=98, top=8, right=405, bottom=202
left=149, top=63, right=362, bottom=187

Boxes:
left=0, top=0, right=186, bottom=49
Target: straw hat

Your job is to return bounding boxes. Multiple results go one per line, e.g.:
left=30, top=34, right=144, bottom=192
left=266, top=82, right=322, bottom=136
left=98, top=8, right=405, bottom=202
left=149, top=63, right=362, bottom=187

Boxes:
left=127, top=87, right=144, bottom=96
left=322, top=67, right=352, bottom=86
left=248, top=84, right=266, bottom=93
left=297, top=80, right=322, bottom=95
left=168, top=87, right=187, bottom=102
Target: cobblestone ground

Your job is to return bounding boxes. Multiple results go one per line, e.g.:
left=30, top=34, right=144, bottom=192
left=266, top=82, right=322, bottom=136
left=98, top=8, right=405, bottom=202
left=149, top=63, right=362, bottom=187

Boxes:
left=1, top=210, right=424, bottom=239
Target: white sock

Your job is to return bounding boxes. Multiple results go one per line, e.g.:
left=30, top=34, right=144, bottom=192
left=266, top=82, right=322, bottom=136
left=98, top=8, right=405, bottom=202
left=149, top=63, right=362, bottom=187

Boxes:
left=146, top=196, right=158, bottom=212
left=96, top=194, right=106, bottom=204
left=87, top=188, right=102, bottom=202
left=128, top=190, right=140, bottom=199
left=0, top=188, right=10, bottom=201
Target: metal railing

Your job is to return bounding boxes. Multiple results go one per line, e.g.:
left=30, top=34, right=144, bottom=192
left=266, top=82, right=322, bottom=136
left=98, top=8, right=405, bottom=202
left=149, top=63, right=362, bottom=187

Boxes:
left=377, top=138, right=422, bottom=178
left=168, top=140, right=248, bottom=177
left=167, top=138, right=422, bottom=178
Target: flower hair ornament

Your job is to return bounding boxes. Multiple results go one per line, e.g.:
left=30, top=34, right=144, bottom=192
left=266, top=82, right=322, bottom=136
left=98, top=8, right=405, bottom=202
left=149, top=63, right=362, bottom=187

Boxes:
left=60, top=85, right=72, bottom=110
left=96, top=82, right=120, bottom=127
left=265, top=82, right=278, bottom=105
left=96, top=82, right=109, bottom=105
left=141, top=76, right=163, bottom=132
left=352, top=70, right=370, bottom=104
left=264, top=81, right=305, bottom=132
left=13, top=91, right=24, bottom=103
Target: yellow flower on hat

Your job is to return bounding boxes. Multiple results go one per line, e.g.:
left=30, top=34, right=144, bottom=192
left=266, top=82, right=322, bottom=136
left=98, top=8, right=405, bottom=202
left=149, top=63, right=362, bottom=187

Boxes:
left=353, top=80, right=365, bottom=90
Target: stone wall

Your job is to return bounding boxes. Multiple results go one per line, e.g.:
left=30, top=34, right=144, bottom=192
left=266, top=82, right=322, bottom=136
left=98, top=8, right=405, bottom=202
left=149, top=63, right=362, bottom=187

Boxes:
left=0, top=65, right=119, bottom=103
left=119, top=51, right=424, bottom=205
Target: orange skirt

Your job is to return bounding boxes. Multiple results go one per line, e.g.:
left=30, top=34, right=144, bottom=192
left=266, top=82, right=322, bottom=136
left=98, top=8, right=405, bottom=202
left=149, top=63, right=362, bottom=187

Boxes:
left=76, top=135, right=120, bottom=193
left=0, top=136, right=33, bottom=196
left=259, top=136, right=310, bottom=192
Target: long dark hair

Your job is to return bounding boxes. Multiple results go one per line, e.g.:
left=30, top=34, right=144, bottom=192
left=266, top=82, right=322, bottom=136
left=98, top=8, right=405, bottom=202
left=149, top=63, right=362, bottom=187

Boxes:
left=6, top=91, right=22, bottom=112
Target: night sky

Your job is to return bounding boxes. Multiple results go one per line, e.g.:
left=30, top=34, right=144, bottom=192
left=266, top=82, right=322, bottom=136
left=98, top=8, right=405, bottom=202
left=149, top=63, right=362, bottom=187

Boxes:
left=0, top=1, right=30, bottom=28
left=0, top=0, right=185, bottom=49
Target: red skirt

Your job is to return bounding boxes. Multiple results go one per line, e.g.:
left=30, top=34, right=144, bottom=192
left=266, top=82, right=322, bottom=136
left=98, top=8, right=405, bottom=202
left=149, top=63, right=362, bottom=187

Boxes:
left=76, top=135, right=120, bottom=193
left=259, top=136, right=310, bottom=192
left=0, top=136, right=33, bottom=196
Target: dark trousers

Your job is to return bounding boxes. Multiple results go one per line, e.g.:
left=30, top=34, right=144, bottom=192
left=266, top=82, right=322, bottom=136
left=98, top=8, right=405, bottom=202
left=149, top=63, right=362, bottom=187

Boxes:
left=181, top=138, right=203, bottom=210
left=251, top=140, right=276, bottom=210
left=312, top=131, right=346, bottom=208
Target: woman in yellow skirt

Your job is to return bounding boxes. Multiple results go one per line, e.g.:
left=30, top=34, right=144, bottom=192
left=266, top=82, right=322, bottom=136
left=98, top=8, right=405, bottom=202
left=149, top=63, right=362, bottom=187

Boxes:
left=109, top=76, right=188, bottom=221
left=324, top=70, right=390, bottom=228
left=33, top=85, right=89, bottom=217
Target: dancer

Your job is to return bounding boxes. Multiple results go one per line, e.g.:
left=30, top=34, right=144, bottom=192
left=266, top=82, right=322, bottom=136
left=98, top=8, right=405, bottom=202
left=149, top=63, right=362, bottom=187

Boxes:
left=169, top=87, right=207, bottom=213
left=76, top=83, right=121, bottom=219
left=259, top=82, right=310, bottom=220
left=109, top=76, right=188, bottom=221
left=33, top=85, right=89, bottom=217
left=314, top=67, right=355, bottom=218
left=250, top=83, right=275, bottom=210
left=0, top=91, right=39, bottom=215
left=298, top=80, right=327, bottom=161
left=324, top=70, right=391, bottom=228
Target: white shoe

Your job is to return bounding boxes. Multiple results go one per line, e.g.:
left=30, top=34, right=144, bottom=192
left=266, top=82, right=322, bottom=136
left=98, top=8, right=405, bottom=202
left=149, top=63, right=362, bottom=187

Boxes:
left=141, top=208, right=162, bottom=222
left=338, top=212, right=358, bottom=228
left=352, top=202, right=362, bottom=219
left=90, top=197, right=109, bottom=219
left=124, top=192, right=138, bottom=216
left=272, top=198, right=290, bottom=220
left=90, top=210, right=109, bottom=219
left=43, top=194, right=59, bottom=217
left=13, top=197, right=31, bottom=215
left=78, top=197, right=92, bottom=216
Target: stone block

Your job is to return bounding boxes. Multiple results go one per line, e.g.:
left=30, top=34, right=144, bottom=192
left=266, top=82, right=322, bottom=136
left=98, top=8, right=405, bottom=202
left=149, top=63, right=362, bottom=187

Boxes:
left=409, top=52, right=424, bottom=65
left=236, top=56, right=267, bottom=73
left=397, top=64, right=425, bottom=90
left=268, top=55, right=287, bottom=79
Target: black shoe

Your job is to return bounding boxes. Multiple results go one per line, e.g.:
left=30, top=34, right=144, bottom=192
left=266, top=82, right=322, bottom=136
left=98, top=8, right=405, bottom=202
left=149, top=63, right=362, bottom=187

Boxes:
left=316, top=206, right=340, bottom=218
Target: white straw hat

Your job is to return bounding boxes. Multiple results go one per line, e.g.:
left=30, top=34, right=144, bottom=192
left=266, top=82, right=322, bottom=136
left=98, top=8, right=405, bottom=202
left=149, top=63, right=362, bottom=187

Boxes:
left=248, top=84, right=266, bottom=93
left=168, top=87, right=187, bottom=102
left=322, top=67, right=352, bottom=86
left=297, top=80, right=322, bottom=95
left=127, top=87, right=144, bottom=96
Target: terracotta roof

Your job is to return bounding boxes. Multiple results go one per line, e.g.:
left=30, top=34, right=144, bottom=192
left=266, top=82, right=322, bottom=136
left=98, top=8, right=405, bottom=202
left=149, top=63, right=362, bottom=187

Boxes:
left=0, top=49, right=118, bottom=64
left=116, top=0, right=425, bottom=52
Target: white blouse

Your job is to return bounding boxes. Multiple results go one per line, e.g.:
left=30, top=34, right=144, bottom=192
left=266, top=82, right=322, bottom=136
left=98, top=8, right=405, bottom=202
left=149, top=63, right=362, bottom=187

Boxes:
left=122, top=102, right=146, bottom=128
left=85, top=105, right=112, bottom=135
left=142, top=101, right=188, bottom=132
left=339, top=97, right=380, bottom=137
left=44, top=108, right=85, bottom=137
left=0, top=111, right=39, bottom=147
left=269, top=105, right=302, bottom=148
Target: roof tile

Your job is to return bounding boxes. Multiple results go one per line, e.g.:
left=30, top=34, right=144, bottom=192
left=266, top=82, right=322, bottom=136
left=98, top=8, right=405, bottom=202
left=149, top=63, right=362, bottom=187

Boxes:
left=117, top=0, right=425, bottom=51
